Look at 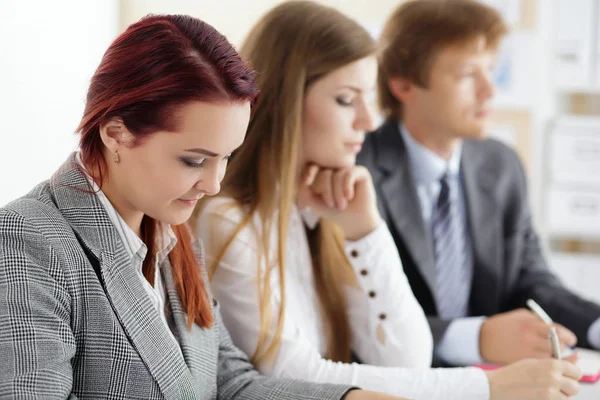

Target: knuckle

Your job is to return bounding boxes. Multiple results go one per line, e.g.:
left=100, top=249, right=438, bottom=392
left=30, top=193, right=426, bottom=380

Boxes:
left=542, top=387, right=554, bottom=398
left=550, top=371, right=562, bottom=383
left=354, top=165, right=366, bottom=174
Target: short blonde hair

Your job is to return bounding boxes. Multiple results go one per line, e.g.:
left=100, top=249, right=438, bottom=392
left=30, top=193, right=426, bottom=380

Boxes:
left=378, top=0, right=508, bottom=120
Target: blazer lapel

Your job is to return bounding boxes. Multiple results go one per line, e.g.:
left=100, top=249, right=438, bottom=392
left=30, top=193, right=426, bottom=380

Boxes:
left=161, top=242, right=217, bottom=387
left=461, top=142, right=502, bottom=315
left=49, top=154, right=195, bottom=400
left=376, top=121, right=438, bottom=301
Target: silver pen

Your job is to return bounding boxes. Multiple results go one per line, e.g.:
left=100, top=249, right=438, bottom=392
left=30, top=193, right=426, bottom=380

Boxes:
left=549, top=326, right=562, bottom=360
left=527, top=299, right=562, bottom=360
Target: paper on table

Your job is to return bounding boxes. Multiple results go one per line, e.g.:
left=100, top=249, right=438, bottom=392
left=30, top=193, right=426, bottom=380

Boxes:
left=577, top=348, right=600, bottom=382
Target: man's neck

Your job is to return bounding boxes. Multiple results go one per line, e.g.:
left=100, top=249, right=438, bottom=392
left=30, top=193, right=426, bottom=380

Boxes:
left=402, top=118, right=460, bottom=161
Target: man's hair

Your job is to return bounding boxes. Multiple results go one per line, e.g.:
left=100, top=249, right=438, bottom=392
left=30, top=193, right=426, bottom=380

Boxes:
left=378, top=0, right=508, bottom=120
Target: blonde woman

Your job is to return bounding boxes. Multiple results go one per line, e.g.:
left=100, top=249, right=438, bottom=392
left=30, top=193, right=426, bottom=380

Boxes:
left=194, top=2, right=581, bottom=399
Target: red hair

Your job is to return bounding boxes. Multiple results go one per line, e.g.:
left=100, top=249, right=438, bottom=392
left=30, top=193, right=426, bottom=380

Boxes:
left=77, top=15, right=259, bottom=329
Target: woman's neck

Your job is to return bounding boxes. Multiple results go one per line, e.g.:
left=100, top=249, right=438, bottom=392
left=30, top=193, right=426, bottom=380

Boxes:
left=86, top=161, right=144, bottom=238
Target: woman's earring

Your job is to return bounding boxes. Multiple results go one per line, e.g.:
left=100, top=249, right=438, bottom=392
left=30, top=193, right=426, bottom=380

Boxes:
left=113, top=150, right=120, bottom=164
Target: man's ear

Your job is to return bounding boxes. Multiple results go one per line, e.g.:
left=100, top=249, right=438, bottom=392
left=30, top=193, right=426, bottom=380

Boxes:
left=388, top=77, right=414, bottom=105
left=99, top=117, right=132, bottom=152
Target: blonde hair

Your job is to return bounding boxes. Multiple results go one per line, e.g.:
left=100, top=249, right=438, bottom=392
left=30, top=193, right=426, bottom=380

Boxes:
left=196, top=0, right=376, bottom=365
left=378, top=0, right=508, bottom=120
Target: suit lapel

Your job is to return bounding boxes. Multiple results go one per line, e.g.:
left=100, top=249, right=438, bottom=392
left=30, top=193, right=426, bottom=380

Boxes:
left=376, top=121, right=438, bottom=301
left=461, top=142, right=502, bottom=315
left=161, top=243, right=217, bottom=381
left=49, top=154, right=195, bottom=400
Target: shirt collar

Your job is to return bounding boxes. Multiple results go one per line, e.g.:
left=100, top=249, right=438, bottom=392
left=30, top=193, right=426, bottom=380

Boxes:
left=300, top=206, right=321, bottom=230
left=75, top=151, right=177, bottom=265
left=399, top=122, right=462, bottom=185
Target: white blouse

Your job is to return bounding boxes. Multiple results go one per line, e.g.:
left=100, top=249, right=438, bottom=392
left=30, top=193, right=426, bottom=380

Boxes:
left=197, top=197, right=490, bottom=399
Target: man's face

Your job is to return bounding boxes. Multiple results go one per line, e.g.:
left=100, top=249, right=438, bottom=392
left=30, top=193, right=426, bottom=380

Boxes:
left=398, top=36, right=497, bottom=141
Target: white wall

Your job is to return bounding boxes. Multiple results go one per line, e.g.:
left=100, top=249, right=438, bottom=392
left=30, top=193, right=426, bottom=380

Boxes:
left=0, top=0, right=119, bottom=206
left=120, top=0, right=402, bottom=46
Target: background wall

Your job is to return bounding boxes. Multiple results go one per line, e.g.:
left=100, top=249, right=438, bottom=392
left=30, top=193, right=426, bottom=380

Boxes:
left=120, top=0, right=402, bottom=46
left=2, top=0, right=600, bottom=302
left=0, top=0, right=119, bottom=207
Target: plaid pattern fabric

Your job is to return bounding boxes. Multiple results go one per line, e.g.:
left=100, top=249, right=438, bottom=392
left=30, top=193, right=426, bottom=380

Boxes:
left=0, top=153, right=353, bottom=400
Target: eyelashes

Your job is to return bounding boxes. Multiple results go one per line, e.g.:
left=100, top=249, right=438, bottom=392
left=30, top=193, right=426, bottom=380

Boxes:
left=335, top=97, right=353, bottom=107
left=181, top=158, right=206, bottom=168
left=180, top=155, right=232, bottom=169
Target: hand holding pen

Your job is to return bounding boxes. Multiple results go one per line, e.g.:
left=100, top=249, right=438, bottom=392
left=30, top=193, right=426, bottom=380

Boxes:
left=480, top=303, right=578, bottom=365
left=527, top=299, right=577, bottom=361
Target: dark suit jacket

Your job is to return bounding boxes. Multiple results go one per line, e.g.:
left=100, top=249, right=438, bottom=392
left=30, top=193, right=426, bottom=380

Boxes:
left=357, top=119, right=600, bottom=354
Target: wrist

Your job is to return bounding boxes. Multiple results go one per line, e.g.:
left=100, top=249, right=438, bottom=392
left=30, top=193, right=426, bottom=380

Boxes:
left=342, top=211, right=382, bottom=241
left=479, top=317, right=497, bottom=363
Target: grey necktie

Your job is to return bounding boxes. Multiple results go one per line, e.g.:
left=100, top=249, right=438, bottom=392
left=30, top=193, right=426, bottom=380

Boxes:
left=431, top=172, right=471, bottom=318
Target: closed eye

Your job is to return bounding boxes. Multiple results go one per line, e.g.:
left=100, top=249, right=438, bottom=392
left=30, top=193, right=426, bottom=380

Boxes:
left=336, top=96, right=353, bottom=107
left=181, top=157, right=206, bottom=168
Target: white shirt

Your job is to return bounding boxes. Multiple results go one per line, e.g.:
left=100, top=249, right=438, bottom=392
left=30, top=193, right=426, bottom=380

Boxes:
left=197, top=196, right=490, bottom=399
left=77, top=154, right=180, bottom=349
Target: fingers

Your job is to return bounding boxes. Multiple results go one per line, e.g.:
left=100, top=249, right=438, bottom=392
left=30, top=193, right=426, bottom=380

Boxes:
left=302, top=164, right=319, bottom=186
left=556, top=360, right=582, bottom=398
left=333, top=170, right=347, bottom=209
left=554, top=324, right=577, bottom=347
left=559, top=373, right=581, bottom=397
left=313, top=169, right=335, bottom=208
left=559, top=359, right=583, bottom=381
left=342, top=169, right=355, bottom=200
left=305, top=166, right=365, bottom=210
left=563, top=351, right=579, bottom=364
left=527, top=320, right=577, bottom=361
left=523, top=309, right=576, bottom=350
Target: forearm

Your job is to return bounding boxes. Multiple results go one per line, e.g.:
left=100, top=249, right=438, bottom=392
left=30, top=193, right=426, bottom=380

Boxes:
left=346, top=223, right=432, bottom=367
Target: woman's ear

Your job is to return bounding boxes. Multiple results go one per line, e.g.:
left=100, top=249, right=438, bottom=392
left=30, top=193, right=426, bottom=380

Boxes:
left=99, top=117, right=133, bottom=152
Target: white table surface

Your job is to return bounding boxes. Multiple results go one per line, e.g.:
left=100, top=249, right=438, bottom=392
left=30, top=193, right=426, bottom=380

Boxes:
left=575, top=348, right=600, bottom=399
left=578, top=384, right=599, bottom=399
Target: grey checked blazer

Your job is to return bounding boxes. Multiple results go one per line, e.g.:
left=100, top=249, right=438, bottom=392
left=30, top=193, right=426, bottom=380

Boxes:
left=0, top=153, right=353, bottom=400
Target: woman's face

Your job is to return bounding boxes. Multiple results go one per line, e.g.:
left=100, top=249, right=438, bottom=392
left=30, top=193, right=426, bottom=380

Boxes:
left=102, top=101, right=250, bottom=227
left=301, top=56, right=378, bottom=170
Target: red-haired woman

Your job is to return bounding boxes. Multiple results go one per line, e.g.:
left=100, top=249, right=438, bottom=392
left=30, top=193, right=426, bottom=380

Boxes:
left=0, top=14, right=403, bottom=400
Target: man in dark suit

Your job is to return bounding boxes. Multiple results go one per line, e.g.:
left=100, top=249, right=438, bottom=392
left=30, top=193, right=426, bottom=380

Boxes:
left=359, top=0, right=600, bottom=367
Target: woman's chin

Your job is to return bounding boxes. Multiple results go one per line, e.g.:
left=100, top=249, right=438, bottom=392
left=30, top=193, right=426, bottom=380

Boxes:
left=311, top=156, right=356, bottom=170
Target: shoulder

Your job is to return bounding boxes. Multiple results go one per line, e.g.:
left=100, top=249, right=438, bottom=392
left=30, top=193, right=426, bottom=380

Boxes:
left=467, top=138, right=524, bottom=172
left=198, top=196, right=247, bottom=226
left=195, top=196, right=264, bottom=253
left=0, top=186, right=75, bottom=285
left=464, top=138, right=529, bottom=204
left=1, top=183, right=71, bottom=243
left=196, top=196, right=251, bottom=241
